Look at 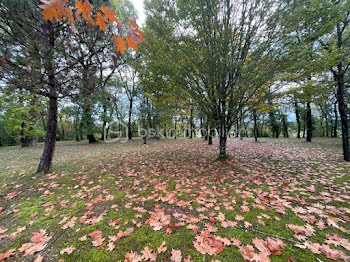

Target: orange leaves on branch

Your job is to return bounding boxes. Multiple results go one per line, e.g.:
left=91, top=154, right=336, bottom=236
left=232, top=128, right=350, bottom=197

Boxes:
left=100, top=6, right=118, bottom=24
left=39, top=0, right=66, bottom=21
left=75, top=0, right=94, bottom=25
left=126, top=36, right=139, bottom=51
left=39, top=0, right=144, bottom=54
left=96, top=12, right=107, bottom=31
left=75, top=1, right=92, bottom=20
left=114, top=36, right=126, bottom=55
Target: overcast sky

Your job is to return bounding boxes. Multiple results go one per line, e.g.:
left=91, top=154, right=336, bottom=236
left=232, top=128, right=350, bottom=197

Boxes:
left=130, top=0, right=146, bottom=26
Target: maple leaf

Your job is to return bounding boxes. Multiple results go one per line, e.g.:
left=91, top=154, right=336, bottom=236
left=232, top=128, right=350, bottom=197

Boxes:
left=75, top=0, right=94, bottom=25
left=238, top=245, right=256, bottom=260
left=141, top=246, right=157, bottom=261
left=265, top=237, right=286, bottom=256
left=171, top=249, right=182, bottom=262
left=19, top=230, right=51, bottom=256
left=126, top=36, right=139, bottom=51
left=39, top=0, right=66, bottom=21
left=9, top=226, right=26, bottom=239
left=61, top=216, right=76, bottom=229
left=319, top=244, right=350, bottom=261
left=96, top=12, right=108, bottom=31
left=113, top=35, right=126, bottom=54
left=157, top=241, right=167, bottom=253
left=100, top=6, right=118, bottom=24
left=125, top=250, right=142, bottom=262
left=60, top=246, right=76, bottom=255
left=79, top=235, right=87, bottom=241
left=0, top=248, right=16, bottom=261
left=107, top=241, right=115, bottom=252
left=193, top=231, right=225, bottom=255
left=235, top=215, right=244, bottom=221
left=88, top=230, right=102, bottom=240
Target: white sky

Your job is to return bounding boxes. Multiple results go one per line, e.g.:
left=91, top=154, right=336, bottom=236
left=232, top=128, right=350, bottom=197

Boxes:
left=130, top=0, right=146, bottom=26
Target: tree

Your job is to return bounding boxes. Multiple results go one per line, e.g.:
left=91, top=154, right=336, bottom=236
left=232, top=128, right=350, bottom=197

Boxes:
left=0, top=0, right=143, bottom=173
left=0, top=90, right=45, bottom=146
left=280, top=0, right=349, bottom=160
left=143, top=0, right=281, bottom=158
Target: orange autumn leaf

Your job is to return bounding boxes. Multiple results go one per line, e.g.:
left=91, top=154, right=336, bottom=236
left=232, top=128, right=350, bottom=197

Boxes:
left=39, top=0, right=66, bottom=21
left=113, top=35, right=126, bottom=54
left=96, top=12, right=107, bottom=31
left=0, top=248, right=16, bottom=261
left=126, top=36, right=139, bottom=51
left=100, top=6, right=118, bottom=24
left=75, top=0, right=93, bottom=21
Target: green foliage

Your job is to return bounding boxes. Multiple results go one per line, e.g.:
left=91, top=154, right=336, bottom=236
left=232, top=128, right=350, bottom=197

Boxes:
left=0, top=90, right=45, bottom=146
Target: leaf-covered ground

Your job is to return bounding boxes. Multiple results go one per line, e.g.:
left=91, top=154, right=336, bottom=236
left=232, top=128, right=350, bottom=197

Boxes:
left=0, top=138, right=349, bottom=262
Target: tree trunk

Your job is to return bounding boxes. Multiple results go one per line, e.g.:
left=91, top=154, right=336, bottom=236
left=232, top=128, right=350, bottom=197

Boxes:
left=208, top=125, right=213, bottom=145
left=174, top=120, right=177, bottom=139
left=325, top=113, right=329, bottom=137
left=142, top=118, right=147, bottom=144
left=83, top=103, right=97, bottom=143
left=190, top=106, right=193, bottom=139
left=334, top=102, right=338, bottom=138
left=282, top=115, right=289, bottom=138
left=306, top=101, right=312, bottom=142
left=37, top=96, right=57, bottom=173
left=302, top=104, right=306, bottom=138
left=253, top=109, right=258, bottom=142
left=128, top=97, right=133, bottom=140
left=335, top=73, right=350, bottom=161
left=218, top=123, right=227, bottom=159
left=269, top=111, right=279, bottom=138
left=295, top=101, right=301, bottom=138
left=101, top=105, right=107, bottom=141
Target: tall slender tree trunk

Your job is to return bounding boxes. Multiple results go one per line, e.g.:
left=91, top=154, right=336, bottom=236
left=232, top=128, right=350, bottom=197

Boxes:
left=101, top=105, right=107, bottom=140
left=37, top=21, right=58, bottom=173
left=142, top=117, right=147, bottom=144
left=282, top=115, right=289, bottom=138
left=37, top=96, right=58, bottom=173
left=253, top=109, right=258, bottom=142
left=334, top=102, right=338, bottom=138
left=74, top=118, right=80, bottom=142
left=84, top=104, right=97, bottom=144
left=128, top=97, right=133, bottom=140
left=235, top=119, right=239, bottom=138
left=295, top=101, right=301, bottom=138
left=325, top=113, right=329, bottom=137
left=306, top=101, right=312, bottom=142
left=218, top=122, right=227, bottom=159
left=335, top=72, right=350, bottom=161
left=174, top=120, right=177, bottom=139
left=205, top=120, right=208, bottom=140
left=190, top=106, right=193, bottom=139
left=208, top=124, right=213, bottom=145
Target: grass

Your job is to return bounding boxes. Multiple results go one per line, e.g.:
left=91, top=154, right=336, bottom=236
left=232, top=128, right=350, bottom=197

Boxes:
left=0, top=137, right=349, bottom=261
